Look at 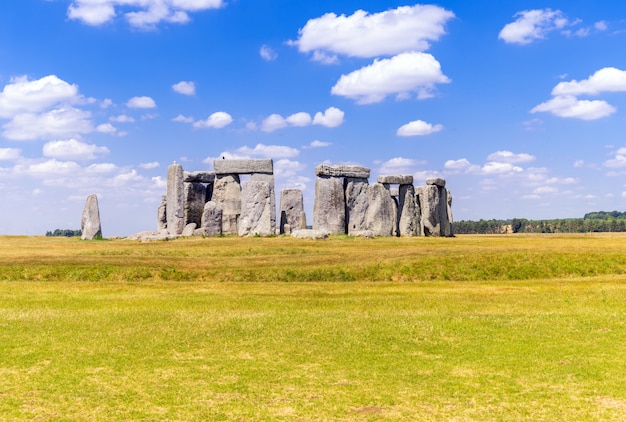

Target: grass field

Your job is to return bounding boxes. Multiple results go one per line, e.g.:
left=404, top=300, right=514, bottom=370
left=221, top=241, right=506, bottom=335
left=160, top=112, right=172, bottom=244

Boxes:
left=0, top=234, right=625, bottom=420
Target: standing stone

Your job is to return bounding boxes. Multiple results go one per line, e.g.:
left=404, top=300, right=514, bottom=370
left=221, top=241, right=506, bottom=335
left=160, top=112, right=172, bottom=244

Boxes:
left=184, top=182, right=206, bottom=228
left=157, top=195, right=167, bottom=232
left=446, top=190, right=454, bottom=237
left=398, top=184, right=419, bottom=236
left=365, top=184, right=396, bottom=237
left=81, top=194, right=102, bottom=240
left=212, top=174, right=241, bottom=235
left=344, top=177, right=369, bottom=235
left=238, top=181, right=272, bottom=236
left=166, top=163, right=185, bottom=235
left=299, top=211, right=307, bottom=229
left=250, top=173, right=276, bottom=235
left=279, top=189, right=305, bottom=234
left=182, top=223, right=197, bottom=237
left=419, top=185, right=442, bottom=236
left=439, top=188, right=451, bottom=237
left=313, top=176, right=346, bottom=234
left=201, top=201, right=222, bottom=237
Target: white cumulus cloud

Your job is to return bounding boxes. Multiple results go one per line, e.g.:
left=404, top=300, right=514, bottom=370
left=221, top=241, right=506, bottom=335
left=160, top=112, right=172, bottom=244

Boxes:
left=331, top=52, right=450, bottom=104
left=43, top=139, right=109, bottom=161
left=293, top=5, right=454, bottom=58
left=397, top=120, right=443, bottom=137
left=0, top=75, right=80, bottom=119
left=286, top=112, right=312, bottom=127
left=260, top=45, right=278, bottom=61
left=172, top=81, right=196, bottom=95
left=67, top=0, right=225, bottom=28
left=139, top=161, right=160, bottom=169
left=552, top=67, right=626, bottom=96
left=499, top=9, right=570, bottom=45
left=261, top=114, right=288, bottom=132
left=234, top=144, right=299, bottom=159
left=303, top=140, right=331, bottom=149
left=312, top=107, right=344, bottom=127
left=0, top=148, right=21, bottom=161
left=2, top=107, right=94, bottom=141
left=193, top=111, right=233, bottom=129
left=531, top=95, right=616, bottom=120
left=127, top=96, right=156, bottom=109
left=486, top=151, right=536, bottom=163
left=379, top=157, right=421, bottom=175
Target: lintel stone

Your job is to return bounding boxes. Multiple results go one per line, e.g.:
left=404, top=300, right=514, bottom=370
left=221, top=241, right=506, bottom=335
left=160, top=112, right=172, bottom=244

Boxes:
left=315, top=164, right=370, bottom=179
left=377, top=175, right=413, bottom=185
left=184, top=171, right=215, bottom=183
left=426, top=177, right=446, bottom=187
left=214, top=159, right=273, bottom=175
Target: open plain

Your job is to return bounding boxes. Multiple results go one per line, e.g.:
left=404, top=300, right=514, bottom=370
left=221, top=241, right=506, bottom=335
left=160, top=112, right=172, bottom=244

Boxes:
left=0, top=234, right=625, bottom=421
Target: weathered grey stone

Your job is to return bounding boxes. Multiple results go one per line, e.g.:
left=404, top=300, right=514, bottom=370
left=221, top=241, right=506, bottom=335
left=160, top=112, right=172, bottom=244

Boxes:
left=81, top=194, right=102, bottom=240
left=344, top=177, right=369, bottom=235
left=426, top=177, right=446, bottom=187
left=212, top=174, right=241, bottom=235
left=183, top=171, right=215, bottom=183
left=313, top=176, right=346, bottom=234
left=283, top=224, right=291, bottom=235
left=315, top=164, right=370, bottom=179
left=238, top=181, right=273, bottom=237
left=299, top=211, right=307, bottom=230
left=446, top=189, right=454, bottom=237
left=250, top=173, right=276, bottom=235
left=201, top=201, right=222, bottom=237
left=184, top=182, right=206, bottom=227
left=214, top=159, right=273, bottom=175
left=166, top=163, right=185, bottom=235
left=439, top=188, right=451, bottom=237
left=291, top=229, right=329, bottom=239
left=377, top=175, right=414, bottom=185
left=279, top=189, right=305, bottom=234
left=157, top=195, right=167, bottom=232
left=182, top=223, right=197, bottom=237
left=398, top=184, right=419, bottom=236
left=418, top=185, right=442, bottom=236
left=365, top=184, right=396, bottom=237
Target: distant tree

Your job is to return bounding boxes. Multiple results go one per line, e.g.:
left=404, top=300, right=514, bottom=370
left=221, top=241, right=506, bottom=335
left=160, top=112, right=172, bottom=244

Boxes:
left=46, top=229, right=82, bottom=237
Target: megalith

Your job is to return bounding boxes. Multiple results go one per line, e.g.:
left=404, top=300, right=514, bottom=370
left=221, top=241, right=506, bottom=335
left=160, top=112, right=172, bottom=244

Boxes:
left=166, top=162, right=185, bottom=235
left=345, top=177, right=369, bottom=235
left=212, top=174, right=241, bottom=235
left=201, top=201, right=222, bottom=237
left=157, top=195, right=167, bottom=232
left=279, top=189, right=305, bottom=234
left=81, top=194, right=102, bottom=240
left=250, top=173, right=276, bottom=235
left=313, top=176, right=346, bottom=234
left=398, top=184, right=419, bottom=236
left=184, top=182, right=206, bottom=228
left=238, top=181, right=273, bottom=237
left=365, top=183, right=396, bottom=237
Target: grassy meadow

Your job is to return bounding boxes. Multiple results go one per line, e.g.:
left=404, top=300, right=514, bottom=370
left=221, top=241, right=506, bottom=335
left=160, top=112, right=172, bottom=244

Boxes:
left=0, top=234, right=625, bottom=420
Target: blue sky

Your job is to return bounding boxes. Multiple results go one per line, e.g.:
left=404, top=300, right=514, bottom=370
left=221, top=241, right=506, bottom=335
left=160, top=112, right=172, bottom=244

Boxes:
left=2, top=1, right=626, bottom=236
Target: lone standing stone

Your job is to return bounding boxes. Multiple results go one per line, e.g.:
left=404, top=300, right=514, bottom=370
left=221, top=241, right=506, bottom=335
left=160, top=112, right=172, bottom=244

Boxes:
left=81, top=194, right=102, bottom=240
left=313, top=176, right=346, bottom=234
left=166, top=162, right=185, bottom=235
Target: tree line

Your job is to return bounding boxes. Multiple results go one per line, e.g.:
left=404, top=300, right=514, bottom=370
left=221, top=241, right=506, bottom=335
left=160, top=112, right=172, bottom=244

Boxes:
left=454, top=211, right=626, bottom=234
left=45, top=229, right=82, bottom=237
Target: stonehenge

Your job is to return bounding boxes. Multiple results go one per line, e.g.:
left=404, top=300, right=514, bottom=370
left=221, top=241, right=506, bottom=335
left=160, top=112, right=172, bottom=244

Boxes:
left=155, top=159, right=453, bottom=239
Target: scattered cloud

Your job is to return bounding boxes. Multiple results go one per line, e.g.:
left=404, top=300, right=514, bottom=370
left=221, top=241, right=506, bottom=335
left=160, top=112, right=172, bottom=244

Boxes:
left=397, top=119, right=443, bottom=137
left=274, top=159, right=306, bottom=178
left=139, top=161, right=160, bottom=169
left=312, top=107, right=344, bottom=127
left=604, top=147, right=626, bottom=168
left=172, top=114, right=194, bottom=123
left=303, top=140, right=331, bottom=149
left=552, top=67, right=626, bottom=96
left=498, top=9, right=570, bottom=44
left=172, top=81, right=196, bottom=96
left=531, top=95, right=616, bottom=120
left=259, top=45, right=278, bottom=61
left=3, top=107, right=93, bottom=141
left=192, top=112, right=233, bottom=129
left=0, top=148, right=21, bottom=161
left=234, top=144, right=299, bottom=159
left=42, top=138, right=109, bottom=161
left=292, top=5, right=454, bottom=58
left=126, top=96, right=156, bottom=109
left=96, top=123, right=118, bottom=134
left=110, top=114, right=135, bottom=123
left=379, top=157, right=422, bottom=175
left=486, top=151, right=536, bottom=163
left=0, top=75, right=80, bottom=119
left=261, top=114, right=288, bottom=132
left=286, top=112, right=312, bottom=127
left=67, top=0, right=225, bottom=29
left=331, top=52, right=450, bottom=104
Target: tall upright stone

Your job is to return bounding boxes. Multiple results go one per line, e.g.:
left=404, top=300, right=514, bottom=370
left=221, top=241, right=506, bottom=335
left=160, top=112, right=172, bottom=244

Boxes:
left=212, top=174, right=241, bottom=235
left=166, top=162, right=185, bottom=235
left=419, top=181, right=445, bottom=236
left=157, top=195, right=167, bottom=232
left=81, top=194, right=102, bottom=240
left=365, top=183, right=396, bottom=237
left=446, top=190, right=454, bottom=237
left=184, top=182, right=206, bottom=228
left=345, top=177, right=369, bottom=235
left=279, top=189, right=305, bottom=234
left=398, top=184, right=419, bottom=236
left=239, top=181, right=272, bottom=236
left=250, top=173, right=276, bottom=235
left=201, top=201, right=222, bottom=237
left=313, top=176, right=345, bottom=234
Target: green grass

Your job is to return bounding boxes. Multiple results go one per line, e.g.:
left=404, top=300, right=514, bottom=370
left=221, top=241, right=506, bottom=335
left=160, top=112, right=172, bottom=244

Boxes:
left=0, top=234, right=625, bottom=420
